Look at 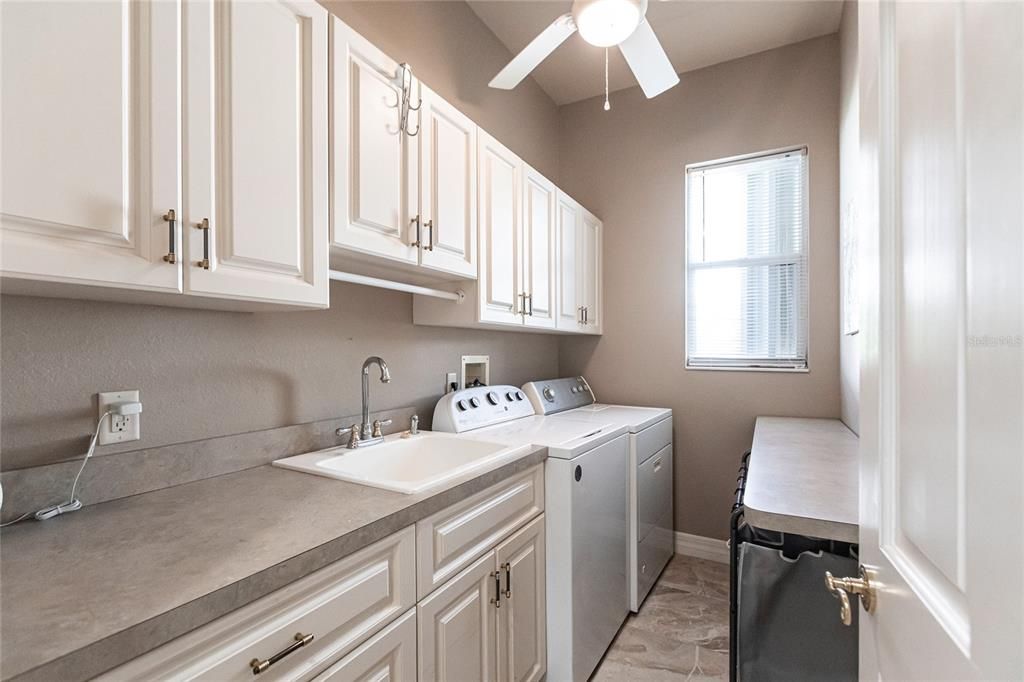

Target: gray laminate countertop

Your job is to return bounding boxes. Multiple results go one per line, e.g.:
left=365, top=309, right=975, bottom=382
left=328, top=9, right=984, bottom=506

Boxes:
left=743, top=417, right=859, bottom=543
left=0, top=445, right=547, bottom=682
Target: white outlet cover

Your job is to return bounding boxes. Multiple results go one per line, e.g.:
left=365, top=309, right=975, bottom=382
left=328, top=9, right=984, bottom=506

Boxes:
left=98, top=390, right=141, bottom=445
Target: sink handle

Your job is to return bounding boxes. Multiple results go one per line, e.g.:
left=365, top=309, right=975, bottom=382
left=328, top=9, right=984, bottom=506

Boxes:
left=372, top=418, right=392, bottom=438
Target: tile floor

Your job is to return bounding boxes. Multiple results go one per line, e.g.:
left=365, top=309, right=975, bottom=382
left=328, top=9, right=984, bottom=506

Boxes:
left=592, top=555, right=731, bottom=681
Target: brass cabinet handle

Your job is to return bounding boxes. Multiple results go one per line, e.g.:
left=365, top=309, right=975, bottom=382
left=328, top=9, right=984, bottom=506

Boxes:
left=424, top=219, right=434, bottom=251
left=162, top=209, right=177, bottom=264
left=490, top=570, right=502, bottom=608
left=503, top=562, right=512, bottom=598
left=194, top=218, right=211, bottom=269
left=578, top=306, right=584, bottom=324
left=411, top=214, right=422, bottom=247
left=825, top=566, right=876, bottom=626
left=250, top=632, right=314, bottom=675
left=527, top=294, right=533, bottom=317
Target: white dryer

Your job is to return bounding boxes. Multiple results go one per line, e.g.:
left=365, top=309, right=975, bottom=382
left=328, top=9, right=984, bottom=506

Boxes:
left=433, top=385, right=630, bottom=682
left=522, top=376, right=674, bottom=612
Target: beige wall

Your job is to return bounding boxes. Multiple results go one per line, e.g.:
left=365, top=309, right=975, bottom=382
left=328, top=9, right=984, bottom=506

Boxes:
left=321, top=0, right=561, bottom=181
left=839, top=1, right=860, bottom=433
left=0, top=1, right=563, bottom=472
left=557, top=35, right=841, bottom=540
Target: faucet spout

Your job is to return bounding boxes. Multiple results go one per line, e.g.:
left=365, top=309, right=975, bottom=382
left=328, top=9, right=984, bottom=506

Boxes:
left=361, top=356, right=390, bottom=438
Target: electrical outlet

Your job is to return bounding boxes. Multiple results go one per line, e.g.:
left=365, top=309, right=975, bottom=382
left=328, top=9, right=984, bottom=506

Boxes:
left=98, top=390, right=141, bottom=445
left=445, top=372, right=457, bottom=394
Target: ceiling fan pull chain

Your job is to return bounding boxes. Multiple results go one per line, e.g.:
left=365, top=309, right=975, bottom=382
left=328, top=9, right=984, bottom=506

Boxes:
left=603, top=48, right=611, bottom=111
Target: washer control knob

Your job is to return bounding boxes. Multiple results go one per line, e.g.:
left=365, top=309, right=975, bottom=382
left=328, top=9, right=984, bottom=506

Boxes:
left=469, top=397, right=481, bottom=408
left=516, top=390, right=525, bottom=401
left=506, top=391, right=516, bottom=401
left=486, top=391, right=500, bottom=405
left=542, top=387, right=556, bottom=402
left=456, top=399, right=468, bottom=411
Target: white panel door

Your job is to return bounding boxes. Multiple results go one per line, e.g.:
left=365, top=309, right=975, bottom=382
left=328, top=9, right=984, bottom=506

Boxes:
left=580, top=209, right=603, bottom=333
left=185, top=0, right=328, bottom=308
left=0, top=0, right=180, bottom=293
left=477, top=130, right=523, bottom=326
left=496, top=515, right=546, bottom=682
left=555, top=192, right=586, bottom=332
left=857, top=1, right=1023, bottom=679
left=418, top=550, right=498, bottom=682
left=521, top=166, right=557, bottom=330
left=330, top=17, right=417, bottom=265
left=419, top=85, right=477, bottom=279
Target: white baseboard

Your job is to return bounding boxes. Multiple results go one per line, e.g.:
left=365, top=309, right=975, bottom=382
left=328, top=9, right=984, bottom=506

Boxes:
left=674, top=531, right=730, bottom=564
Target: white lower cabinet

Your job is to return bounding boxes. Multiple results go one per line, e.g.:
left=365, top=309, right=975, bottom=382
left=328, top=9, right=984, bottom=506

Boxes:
left=102, top=468, right=547, bottom=682
left=312, top=608, right=417, bottom=682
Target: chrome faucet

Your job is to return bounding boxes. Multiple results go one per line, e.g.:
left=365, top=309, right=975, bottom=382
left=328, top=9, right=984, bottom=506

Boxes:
left=337, top=356, right=392, bottom=448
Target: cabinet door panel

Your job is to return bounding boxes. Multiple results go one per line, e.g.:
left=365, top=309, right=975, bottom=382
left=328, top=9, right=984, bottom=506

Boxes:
left=555, top=193, right=585, bottom=332
left=522, top=167, right=556, bottom=329
left=418, top=550, right=498, bottom=682
left=420, top=86, right=477, bottom=278
left=497, top=514, right=546, bottom=682
left=185, top=0, right=328, bottom=307
left=331, top=18, right=416, bottom=264
left=478, top=131, right=522, bottom=325
left=312, top=608, right=417, bottom=682
left=0, top=0, right=180, bottom=292
left=581, top=209, right=603, bottom=333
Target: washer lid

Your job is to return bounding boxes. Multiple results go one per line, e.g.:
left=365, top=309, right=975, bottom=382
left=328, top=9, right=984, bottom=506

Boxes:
left=549, top=404, right=672, bottom=433
left=468, top=415, right=629, bottom=459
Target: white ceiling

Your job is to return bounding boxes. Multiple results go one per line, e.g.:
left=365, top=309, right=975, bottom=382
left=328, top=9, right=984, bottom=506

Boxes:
left=467, top=0, right=844, bottom=105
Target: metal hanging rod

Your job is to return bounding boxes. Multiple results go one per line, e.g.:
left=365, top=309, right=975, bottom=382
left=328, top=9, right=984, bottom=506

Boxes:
left=329, top=269, right=465, bottom=303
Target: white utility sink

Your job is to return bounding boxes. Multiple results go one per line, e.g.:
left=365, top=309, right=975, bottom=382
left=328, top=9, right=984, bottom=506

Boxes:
left=272, top=432, right=526, bottom=494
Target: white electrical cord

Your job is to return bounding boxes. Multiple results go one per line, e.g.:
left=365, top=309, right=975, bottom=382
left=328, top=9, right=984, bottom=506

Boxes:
left=1, top=401, right=141, bottom=527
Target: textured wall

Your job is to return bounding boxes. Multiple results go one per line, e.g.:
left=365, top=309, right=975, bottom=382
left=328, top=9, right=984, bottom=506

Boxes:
left=0, top=1, right=564, bottom=472
left=557, top=35, right=841, bottom=540
left=838, top=0, right=860, bottom=434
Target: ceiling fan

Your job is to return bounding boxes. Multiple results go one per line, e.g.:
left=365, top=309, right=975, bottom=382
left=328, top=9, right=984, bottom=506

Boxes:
left=488, top=0, right=679, bottom=101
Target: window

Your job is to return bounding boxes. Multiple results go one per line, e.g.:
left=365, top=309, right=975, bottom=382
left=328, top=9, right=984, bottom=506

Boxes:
left=685, top=148, right=809, bottom=370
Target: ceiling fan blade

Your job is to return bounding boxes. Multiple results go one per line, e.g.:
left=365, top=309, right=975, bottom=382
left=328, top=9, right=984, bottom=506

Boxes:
left=489, top=14, right=576, bottom=90
left=618, top=19, right=680, bottom=99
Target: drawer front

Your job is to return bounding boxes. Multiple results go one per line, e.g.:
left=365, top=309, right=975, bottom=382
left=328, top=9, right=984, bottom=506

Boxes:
left=636, top=522, right=674, bottom=607
left=416, top=464, right=544, bottom=600
left=637, top=444, right=673, bottom=544
left=101, top=527, right=416, bottom=682
left=634, top=416, right=672, bottom=465
left=311, top=608, right=417, bottom=682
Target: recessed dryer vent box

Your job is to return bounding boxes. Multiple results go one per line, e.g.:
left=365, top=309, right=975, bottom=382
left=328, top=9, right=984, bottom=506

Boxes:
left=461, top=355, right=490, bottom=389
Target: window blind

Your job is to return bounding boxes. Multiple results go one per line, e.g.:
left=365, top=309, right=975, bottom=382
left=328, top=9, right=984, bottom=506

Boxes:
left=685, top=148, right=809, bottom=369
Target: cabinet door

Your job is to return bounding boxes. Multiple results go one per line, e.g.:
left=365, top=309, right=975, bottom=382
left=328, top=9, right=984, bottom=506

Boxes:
left=521, top=167, right=557, bottom=329
left=330, top=17, right=417, bottom=265
left=496, top=515, right=547, bottom=682
left=477, top=131, right=523, bottom=325
left=580, top=208, right=603, bottom=333
left=0, top=0, right=180, bottom=294
left=185, top=0, right=328, bottom=308
left=555, top=192, right=586, bottom=332
left=419, top=86, right=477, bottom=278
left=418, top=550, right=498, bottom=682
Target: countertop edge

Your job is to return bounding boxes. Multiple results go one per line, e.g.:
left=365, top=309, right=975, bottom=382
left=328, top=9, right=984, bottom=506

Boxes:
left=742, top=502, right=859, bottom=544
left=10, top=446, right=548, bottom=682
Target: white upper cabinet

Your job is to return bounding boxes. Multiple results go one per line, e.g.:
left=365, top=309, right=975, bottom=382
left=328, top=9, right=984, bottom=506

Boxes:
left=184, top=0, right=329, bottom=308
left=418, top=85, right=478, bottom=278
left=555, top=193, right=586, bottom=332
left=330, top=17, right=417, bottom=266
left=521, top=167, right=557, bottom=330
left=580, top=208, right=603, bottom=333
left=0, top=0, right=181, bottom=295
left=1, top=0, right=328, bottom=310
left=478, top=130, right=523, bottom=325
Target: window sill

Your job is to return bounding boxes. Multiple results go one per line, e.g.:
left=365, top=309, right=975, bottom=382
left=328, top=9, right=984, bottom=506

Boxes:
left=685, top=365, right=810, bottom=374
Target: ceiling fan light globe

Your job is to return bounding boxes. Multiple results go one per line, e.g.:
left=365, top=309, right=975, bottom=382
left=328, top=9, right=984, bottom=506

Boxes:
left=572, top=0, right=643, bottom=47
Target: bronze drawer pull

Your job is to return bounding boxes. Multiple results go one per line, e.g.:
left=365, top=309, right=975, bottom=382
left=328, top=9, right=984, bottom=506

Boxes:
left=250, top=632, right=314, bottom=675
